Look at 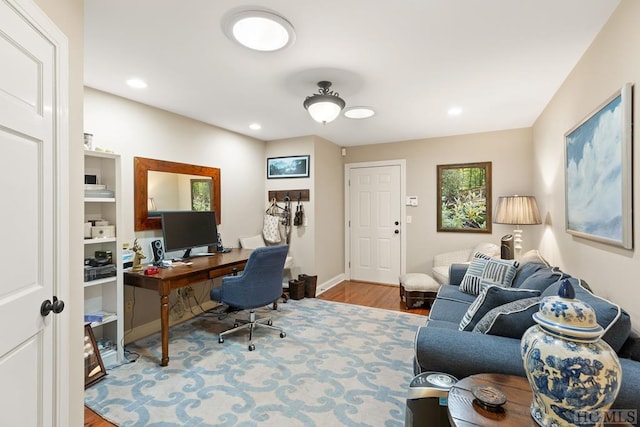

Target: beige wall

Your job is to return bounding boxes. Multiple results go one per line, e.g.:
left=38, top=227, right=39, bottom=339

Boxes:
left=532, top=0, right=640, bottom=330
left=345, top=128, right=534, bottom=274
left=32, top=0, right=84, bottom=423
left=265, top=136, right=316, bottom=276
left=314, top=137, right=345, bottom=286
left=264, top=135, right=345, bottom=287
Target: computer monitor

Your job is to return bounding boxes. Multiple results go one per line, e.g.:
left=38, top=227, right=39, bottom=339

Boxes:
left=161, top=210, right=218, bottom=259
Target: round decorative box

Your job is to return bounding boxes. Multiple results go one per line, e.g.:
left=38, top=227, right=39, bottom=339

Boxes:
left=520, top=279, right=621, bottom=427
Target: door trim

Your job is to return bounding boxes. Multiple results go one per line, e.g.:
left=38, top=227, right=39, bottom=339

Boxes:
left=344, top=159, right=406, bottom=281
left=8, top=0, right=71, bottom=424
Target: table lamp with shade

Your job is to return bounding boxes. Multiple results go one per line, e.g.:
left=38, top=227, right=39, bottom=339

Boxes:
left=493, top=195, right=541, bottom=260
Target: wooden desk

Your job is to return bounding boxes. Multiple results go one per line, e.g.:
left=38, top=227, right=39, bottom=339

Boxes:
left=447, top=373, right=535, bottom=427
left=123, top=249, right=251, bottom=366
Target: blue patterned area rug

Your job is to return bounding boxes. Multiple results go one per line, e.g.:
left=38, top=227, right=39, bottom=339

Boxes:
left=85, top=298, right=426, bottom=426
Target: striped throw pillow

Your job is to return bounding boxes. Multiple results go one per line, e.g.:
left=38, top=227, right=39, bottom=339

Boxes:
left=459, top=252, right=519, bottom=295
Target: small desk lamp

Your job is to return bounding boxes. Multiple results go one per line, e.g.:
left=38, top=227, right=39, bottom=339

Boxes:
left=494, top=195, right=542, bottom=260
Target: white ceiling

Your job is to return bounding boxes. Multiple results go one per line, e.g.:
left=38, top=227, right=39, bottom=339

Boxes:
left=84, top=0, right=620, bottom=147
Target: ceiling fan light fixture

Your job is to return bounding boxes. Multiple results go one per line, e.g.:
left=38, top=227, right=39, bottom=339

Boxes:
left=344, top=106, right=375, bottom=119
left=303, top=81, right=346, bottom=124
left=223, top=10, right=295, bottom=52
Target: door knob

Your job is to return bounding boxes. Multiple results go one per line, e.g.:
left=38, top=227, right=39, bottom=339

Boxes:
left=41, top=296, right=65, bottom=317
left=394, top=221, right=399, bottom=226
left=394, top=229, right=400, bottom=234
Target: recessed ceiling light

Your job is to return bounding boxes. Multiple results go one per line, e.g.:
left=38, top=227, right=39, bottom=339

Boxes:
left=222, top=10, right=295, bottom=52
left=344, top=106, right=375, bottom=119
left=249, top=123, right=262, bottom=130
left=448, top=106, right=462, bottom=116
left=126, top=78, right=148, bottom=89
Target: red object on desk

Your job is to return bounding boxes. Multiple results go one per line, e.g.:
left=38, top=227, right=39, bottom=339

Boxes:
left=144, top=266, right=159, bottom=275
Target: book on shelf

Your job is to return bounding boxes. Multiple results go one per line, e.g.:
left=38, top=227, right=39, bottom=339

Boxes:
left=84, top=311, right=116, bottom=324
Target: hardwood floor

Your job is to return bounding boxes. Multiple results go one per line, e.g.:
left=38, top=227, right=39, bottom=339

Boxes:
left=317, top=280, right=431, bottom=316
left=84, top=280, right=429, bottom=426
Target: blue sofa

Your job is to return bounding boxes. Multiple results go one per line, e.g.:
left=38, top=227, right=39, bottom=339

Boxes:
left=413, top=253, right=640, bottom=412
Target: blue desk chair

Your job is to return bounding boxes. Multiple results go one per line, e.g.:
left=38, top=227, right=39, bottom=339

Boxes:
left=210, top=245, right=288, bottom=351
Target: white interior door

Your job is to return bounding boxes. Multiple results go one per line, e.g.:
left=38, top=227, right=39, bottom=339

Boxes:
left=0, top=0, right=66, bottom=425
left=348, top=164, right=402, bottom=284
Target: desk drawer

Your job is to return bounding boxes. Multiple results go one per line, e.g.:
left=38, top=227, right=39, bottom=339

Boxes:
left=209, top=262, right=246, bottom=279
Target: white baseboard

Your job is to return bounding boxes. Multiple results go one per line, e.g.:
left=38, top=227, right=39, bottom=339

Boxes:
left=124, top=300, right=220, bottom=344
left=316, top=273, right=345, bottom=296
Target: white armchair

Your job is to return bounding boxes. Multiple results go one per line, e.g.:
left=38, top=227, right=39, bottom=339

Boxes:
left=239, top=235, right=298, bottom=279
left=432, top=242, right=500, bottom=285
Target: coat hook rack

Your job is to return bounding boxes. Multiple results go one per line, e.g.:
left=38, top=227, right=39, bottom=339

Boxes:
left=268, top=189, right=309, bottom=202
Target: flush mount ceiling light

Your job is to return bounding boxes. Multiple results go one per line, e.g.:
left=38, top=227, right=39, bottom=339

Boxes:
left=126, top=78, right=147, bottom=89
left=303, top=81, right=346, bottom=124
left=344, top=106, right=375, bottom=119
left=448, top=106, right=463, bottom=116
left=222, top=9, right=295, bottom=52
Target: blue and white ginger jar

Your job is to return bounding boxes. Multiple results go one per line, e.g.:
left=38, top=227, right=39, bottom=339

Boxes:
left=520, top=279, right=621, bottom=427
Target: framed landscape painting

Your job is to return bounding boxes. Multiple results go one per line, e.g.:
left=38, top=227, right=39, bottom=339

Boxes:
left=565, top=83, right=633, bottom=249
left=267, top=155, right=310, bottom=179
left=437, top=161, right=492, bottom=233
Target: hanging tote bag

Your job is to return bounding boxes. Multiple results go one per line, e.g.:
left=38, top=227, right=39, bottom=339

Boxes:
left=263, top=214, right=281, bottom=243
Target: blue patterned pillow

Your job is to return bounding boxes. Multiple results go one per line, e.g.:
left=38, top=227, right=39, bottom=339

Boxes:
left=459, top=285, right=540, bottom=331
left=459, top=252, right=519, bottom=295
left=472, top=297, right=540, bottom=338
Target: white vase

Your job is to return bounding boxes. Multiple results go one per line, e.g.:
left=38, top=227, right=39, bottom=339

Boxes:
left=521, top=279, right=621, bottom=427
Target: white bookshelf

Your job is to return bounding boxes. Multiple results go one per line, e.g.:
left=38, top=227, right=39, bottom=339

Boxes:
left=84, top=150, right=123, bottom=367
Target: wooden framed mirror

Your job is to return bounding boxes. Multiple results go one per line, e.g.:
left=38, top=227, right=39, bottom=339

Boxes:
left=134, top=157, right=221, bottom=231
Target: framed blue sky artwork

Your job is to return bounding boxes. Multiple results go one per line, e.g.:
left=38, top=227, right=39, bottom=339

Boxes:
left=565, top=83, right=633, bottom=249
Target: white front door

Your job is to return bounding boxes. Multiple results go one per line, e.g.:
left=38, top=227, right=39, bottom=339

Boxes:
left=348, top=164, right=402, bottom=284
left=0, top=0, right=68, bottom=425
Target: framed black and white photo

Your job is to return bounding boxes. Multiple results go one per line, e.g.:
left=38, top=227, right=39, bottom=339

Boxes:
left=565, top=83, right=633, bottom=249
left=267, top=155, right=310, bottom=179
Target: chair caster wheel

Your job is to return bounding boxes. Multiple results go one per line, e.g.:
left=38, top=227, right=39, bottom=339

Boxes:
left=280, top=332, right=286, bottom=338
left=267, top=319, right=273, bottom=326
left=233, top=323, right=239, bottom=328
left=219, top=337, right=224, bottom=344
left=248, top=344, right=255, bottom=351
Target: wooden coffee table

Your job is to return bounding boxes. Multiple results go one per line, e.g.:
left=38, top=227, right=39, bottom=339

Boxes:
left=447, top=373, right=536, bottom=426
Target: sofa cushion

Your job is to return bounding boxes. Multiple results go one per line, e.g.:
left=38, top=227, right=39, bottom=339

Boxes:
left=429, top=286, right=477, bottom=323
left=436, top=284, right=478, bottom=304
left=459, top=285, right=541, bottom=331
left=518, top=249, right=550, bottom=266
left=472, top=296, right=540, bottom=338
left=541, top=278, right=631, bottom=352
left=517, top=266, right=568, bottom=292
left=512, top=262, right=549, bottom=288
left=459, top=252, right=519, bottom=295
left=432, top=265, right=451, bottom=285
left=470, top=242, right=501, bottom=260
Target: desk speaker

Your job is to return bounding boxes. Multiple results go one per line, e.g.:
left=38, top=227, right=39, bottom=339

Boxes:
left=151, top=239, right=164, bottom=265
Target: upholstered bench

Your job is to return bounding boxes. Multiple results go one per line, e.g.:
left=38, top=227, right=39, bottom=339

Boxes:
left=399, top=273, right=440, bottom=309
